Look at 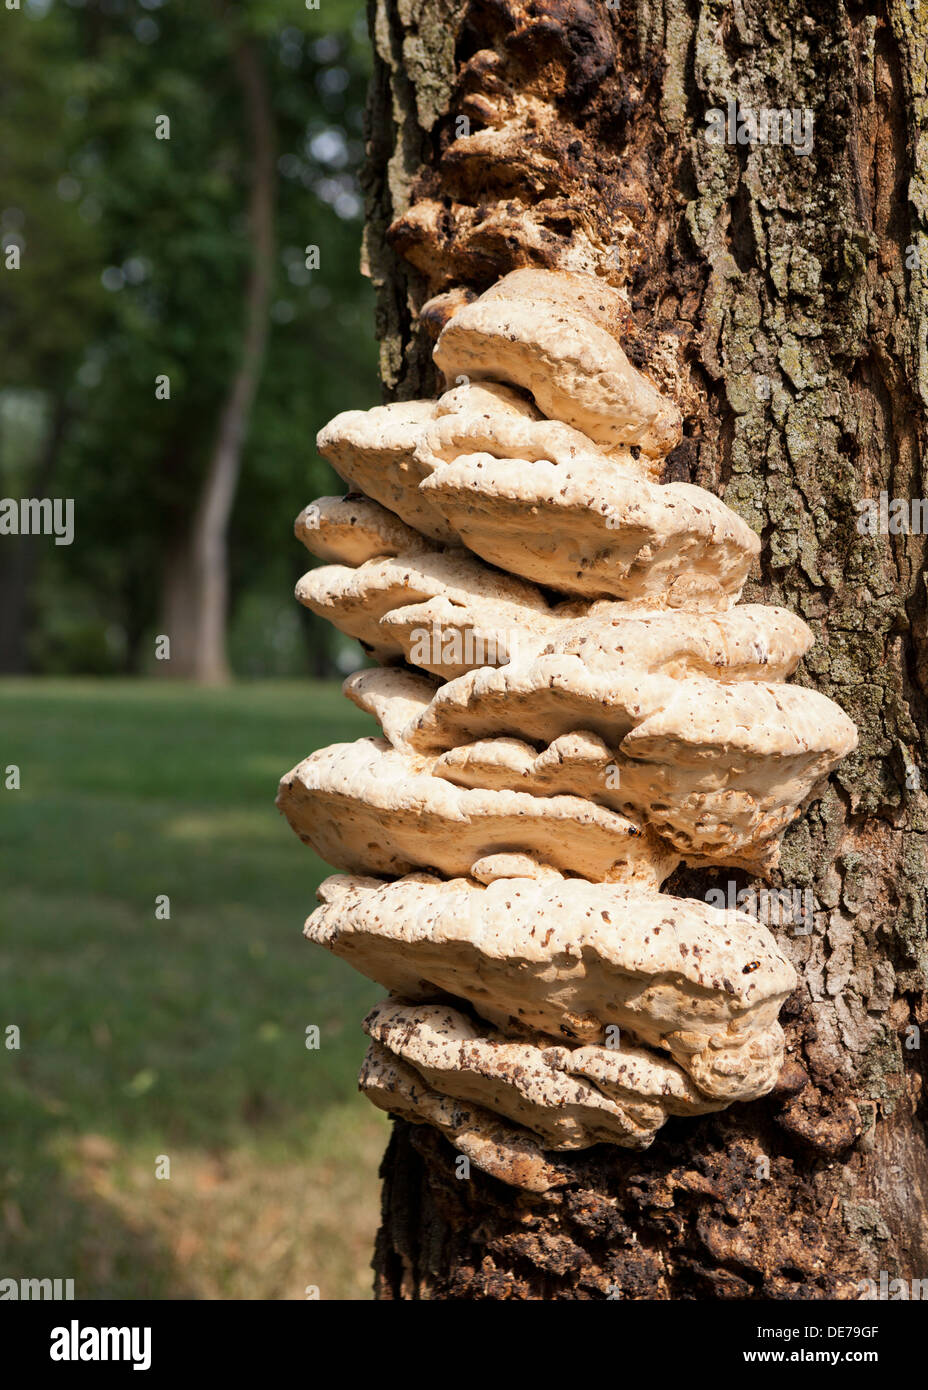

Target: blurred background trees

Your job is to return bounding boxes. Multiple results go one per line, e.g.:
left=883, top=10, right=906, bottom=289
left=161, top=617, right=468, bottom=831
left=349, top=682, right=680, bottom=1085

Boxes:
left=0, top=0, right=377, bottom=679
left=0, top=3, right=389, bottom=1298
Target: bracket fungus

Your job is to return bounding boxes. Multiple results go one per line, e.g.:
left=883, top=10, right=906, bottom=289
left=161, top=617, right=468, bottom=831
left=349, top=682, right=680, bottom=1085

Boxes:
left=278, top=268, right=858, bottom=1189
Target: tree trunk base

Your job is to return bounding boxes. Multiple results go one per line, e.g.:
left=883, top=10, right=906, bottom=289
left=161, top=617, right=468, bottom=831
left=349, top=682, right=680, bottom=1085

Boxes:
left=372, top=1106, right=890, bottom=1300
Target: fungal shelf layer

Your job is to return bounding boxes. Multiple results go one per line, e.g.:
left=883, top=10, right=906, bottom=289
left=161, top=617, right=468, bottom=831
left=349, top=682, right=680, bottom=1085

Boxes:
left=278, top=269, right=858, bottom=1191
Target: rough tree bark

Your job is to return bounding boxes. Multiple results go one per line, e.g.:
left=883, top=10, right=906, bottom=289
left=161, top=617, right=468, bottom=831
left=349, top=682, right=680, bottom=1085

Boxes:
left=361, top=0, right=928, bottom=1298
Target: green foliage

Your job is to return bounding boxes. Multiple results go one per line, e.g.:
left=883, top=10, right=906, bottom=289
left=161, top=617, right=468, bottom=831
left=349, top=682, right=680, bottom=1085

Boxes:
left=0, top=0, right=378, bottom=674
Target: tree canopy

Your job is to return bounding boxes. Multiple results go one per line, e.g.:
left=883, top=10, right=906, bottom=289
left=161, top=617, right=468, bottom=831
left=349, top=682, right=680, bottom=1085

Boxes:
left=0, top=0, right=377, bottom=676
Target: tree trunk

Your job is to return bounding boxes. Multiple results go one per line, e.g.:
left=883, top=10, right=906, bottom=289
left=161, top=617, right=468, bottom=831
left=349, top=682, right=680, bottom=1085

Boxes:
left=160, top=30, right=275, bottom=683
left=363, top=0, right=928, bottom=1298
left=0, top=395, right=70, bottom=674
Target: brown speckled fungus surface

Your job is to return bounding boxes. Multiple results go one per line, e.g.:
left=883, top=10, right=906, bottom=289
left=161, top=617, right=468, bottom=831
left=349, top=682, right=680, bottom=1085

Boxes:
left=277, top=268, right=858, bottom=1191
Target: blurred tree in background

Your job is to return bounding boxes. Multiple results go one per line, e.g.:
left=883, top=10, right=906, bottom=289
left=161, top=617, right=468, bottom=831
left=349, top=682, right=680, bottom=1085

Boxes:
left=0, top=0, right=376, bottom=679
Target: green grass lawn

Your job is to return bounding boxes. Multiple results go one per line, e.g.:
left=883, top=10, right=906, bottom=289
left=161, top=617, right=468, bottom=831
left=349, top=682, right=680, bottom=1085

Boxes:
left=0, top=678, right=389, bottom=1299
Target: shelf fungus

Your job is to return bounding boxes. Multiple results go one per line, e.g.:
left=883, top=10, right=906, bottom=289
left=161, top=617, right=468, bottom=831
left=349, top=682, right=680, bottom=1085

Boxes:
left=278, top=268, right=858, bottom=1190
